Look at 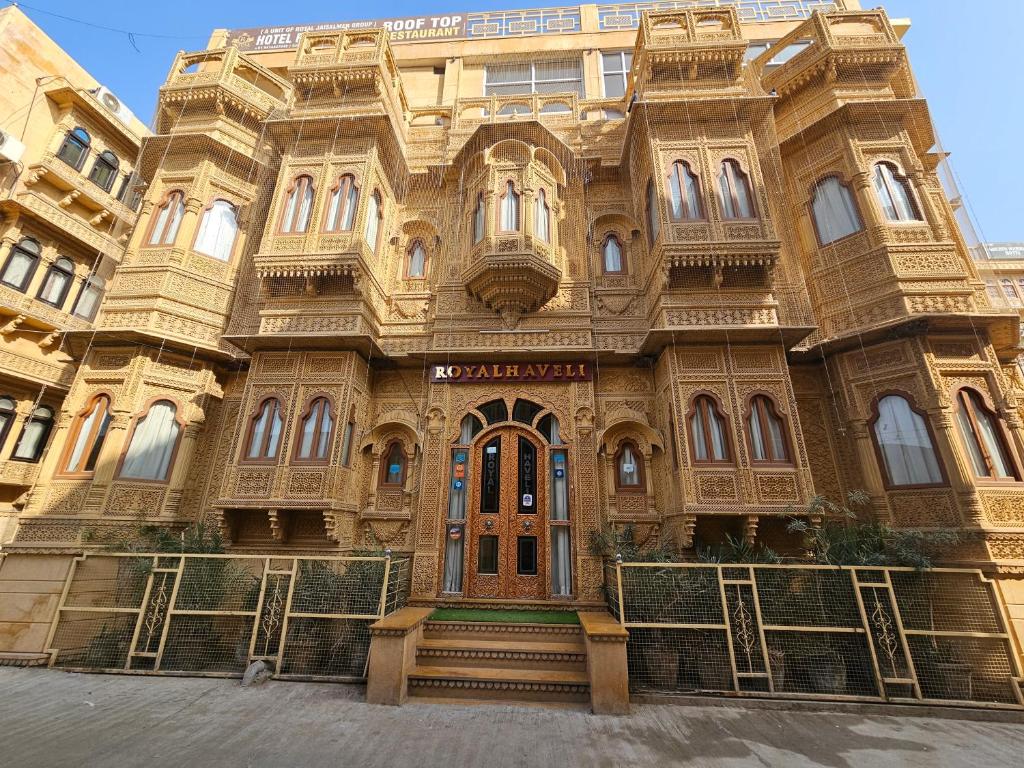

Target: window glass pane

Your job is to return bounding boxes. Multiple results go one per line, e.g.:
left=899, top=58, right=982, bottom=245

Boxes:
left=73, top=278, right=104, bottom=321
left=67, top=399, right=108, bottom=473
left=2, top=249, right=36, bottom=290
left=873, top=395, right=943, bottom=486
left=408, top=242, right=426, bottom=277
left=551, top=526, right=571, bottom=596
left=480, top=436, right=501, bottom=513
left=195, top=201, right=237, bottom=261
left=316, top=407, right=333, bottom=459
left=550, top=449, right=569, bottom=521
left=748, top=410, right=766, bottom=461
left=341, top=421, right=354, bottom=466
left=478, top=535, right=499, bottom=575
left=956, top=401, right=988, bottom=477
left=13, top=411, right=51, bottom=462
left=365, top=194, right=380, bottom=249
left=298, top=400, right=320, bottom=459
left=120, top=401, right=179, bottom=481
left=618, top=444, right=640, bottom=486
left=813, top=177, right=861, bottom=244
left=384, top=442, right=404, bottom=484
left=973, top=399, right=1015, bottom=478
left=603, top=238, right=622, bottom=272
left=518, top=436, right=537, bottom=514
left=512, top=399, right=542, bottom=426
left=84, top=408, right=111, bottom=473
left=38, top=265, right=72, bottom=305
left=248, top=402, right=271, bottom=459
left=517, top=536, right=538, bottom=576
left=691, top=408, right=709, bottom=461
left=479, top=399, right=508, bottom=425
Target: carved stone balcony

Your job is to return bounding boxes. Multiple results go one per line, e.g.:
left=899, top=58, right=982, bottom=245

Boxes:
left=21, top=151, right=140, bottom=231
left=0, top=460, right=40, bottom=488
left=462, top=234, right=562, bottom=328
left=0, top=283, right=93, bottom=334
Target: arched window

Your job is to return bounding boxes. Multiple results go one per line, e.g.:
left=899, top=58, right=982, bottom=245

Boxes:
left=280, top=175, right=314, bottom=234
left=955, top=389, right=1019, bottom=480
left=295, top=396, right=334, bottom=462
left=56, top=127, right=90, bottom=170
left=1001, top=279, right=1023, bottom=308
left=499, top=181, right=520, bottom=231
left=667, top=160, right=703, bottom=220
left=380, top=440, right=406, bottom=486
left=472, top=192, right=485, bottom=243
left=63, top=394, right=112, bottom=474
left=811, top=176, right=862, bottom=245
left=718, top=160, right=754, bottom=219
left=245, top=398, right=284, bottom=461
left=72, top=275, right=105, bottom=321
left=407, top=240, right=427, bottom=279
left=1, top=238, right=41, bottom=291
left=340, top=414, right=356, bottom=468
left=324, top=174, right=359, bottom=232
left=689, top=395, right=731, bottom=463
left=615, top=440, right=644, bottom=491
left=645, top=178, right=660, bottom=245
left=0, top=396, right=15, bottom=451
left=11, top=404, right=54, bottom=463
left=148, top=191, right=185, bottom=246
left=194, top=200, right=238, bottom=262
left=747, top=395, right=790, bottom=464
left=365, top=190, right=383, bottom=252
left=119, top=400, right=180, bottom=481
left=535, top=188, right=551, bottom=242
left=37, top=257, right=75, bottom=307
left=873, top=162, right=921, bottom=222
left=871, top=394, right=944, bottom=487
left=88, top=151, right=119, bottom=193
left=602, top=235, right=624, bottom=274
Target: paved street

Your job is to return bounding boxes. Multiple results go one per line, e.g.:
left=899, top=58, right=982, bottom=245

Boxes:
left=1, top=667, right=1023, bottom=767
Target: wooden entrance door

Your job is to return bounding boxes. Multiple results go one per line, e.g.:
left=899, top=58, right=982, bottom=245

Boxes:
left=465, top=427, right=547, bottom=600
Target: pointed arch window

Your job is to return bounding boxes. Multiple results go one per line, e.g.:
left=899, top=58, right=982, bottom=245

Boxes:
left=602, top=235, right=624, bottom=274
left=295, top=396, right=334, bottom=463
left=56, top=127, right=90, bottom=170
left=88, top=151, right=119, bottom=193
left=380, top=440, right=407, bottom=486
left=955, top=389, right=1019, bottom=481
left=325, top=174, right=359, bottom=232
left=37, top=257, right=75, bottom=308
left=245, top=398, right=284, bottom=461
left=280, top=174, right=314, bottom=234
left=873, top=162, right=921, bottom=223
left=148, top=191, right=185, bottom=246
left=1, top=238, right=41, bottom=291
left=407, top=240, right=427, bottom=279
left=11, top=404, right=54, bottom=463
left=689, top=394, right=731, bottom=464
left=119, top=400, right=181, bottom=481
left=535, top=188, right=551, bottom=242
left=615, top=440, right=644, bottom=491
left=667, top=160, right=703, bottom=220
left=472, top=192, right=485, bottom=243
left=718, top=160, right=755, bottom=219
left=194, top=200, right=238, bottom=262
left=645, top=178, right=660, bottom=245
left=63, top=394, right=112, bottom=475
left=811, top=176, right=862, bottom=245
left=365, top=190, right=383, bottom=252
left=870, top=394, right=944, bottom=487
left=499, top=181, right=520, bottom=231
left=747, top=395, right=790, bottom=464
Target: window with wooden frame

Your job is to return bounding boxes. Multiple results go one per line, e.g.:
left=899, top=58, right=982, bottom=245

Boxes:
left=56, top=127, right=90, bottom=171
left=88, top=150, right=119, bottom=193
left=280, top=174, right=314, bottom=234
left=1, top=238, right=41, bottom=292
left=746, top=395, right=790, bottom=464
left=340, top=415, right=355, bottom=468
left=406, top=240, right=427, bottom=279
left=294, top=396, right=334, bottom=463
left=119, top=400, right=182, bottom=481
left=498, top=180, right=520, bottom=231
left=718, top=159, right=755, bottom=219
left=472, top=192, right=485, bottom=243
left=667, top=160, right=703, bottom=220
left=601, top=234, right=624, bottom=274
left=811, top=176, right=862, bottom=245
left=244, top=397, right=284, bottom=462
left=72, top=274, right=105, bottom=321
left=954, top=388, right=1019, bottom=481
left=11, top=404, right=54, bottom=463
left=873, top=162, right=921, bottom=223
left=37, top=257, right=75, bottom=308
left=1000, top=279, right=1023, bottom=308
left=194, top=200, right=238, bottom=262
left=688, top=394, right=732, bottom=464
left=147, top=191, right=185, bottom=246
left=380, top=439, right=407, bottom=486
left=62, top=394, right=112, bottom=475
left=535, top=188, right=551, bottom=242
left=0, top=396, right=16, bottom=453
left=645, top=178, right=660, bottom=245
left=870, top=394, right=945, bottom=488
left=365, top=190, right=383, bottom=252
left=614, top=440, right=644, bottom=491
left=324, top=174, right=359, bottom=232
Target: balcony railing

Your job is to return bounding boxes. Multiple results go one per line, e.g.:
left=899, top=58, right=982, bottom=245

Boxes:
left=161, top=48, right=291, bottom=118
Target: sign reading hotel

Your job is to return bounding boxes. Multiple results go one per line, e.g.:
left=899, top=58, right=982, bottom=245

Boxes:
left=226, top=14, right=468, bottom=51
left=431, top=362, right=593, bottom=383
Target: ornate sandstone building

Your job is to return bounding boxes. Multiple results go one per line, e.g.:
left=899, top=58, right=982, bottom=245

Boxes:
left=4, top=1, right=1024, bottom=609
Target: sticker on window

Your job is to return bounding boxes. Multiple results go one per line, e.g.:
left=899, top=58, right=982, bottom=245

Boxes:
left=623, top=464, right=635, bottom=473
left=486, top=446, right=498, bottom=454
left=522, top=493, right=533, bottom=507
left=389, top=464, right=402, bottom=474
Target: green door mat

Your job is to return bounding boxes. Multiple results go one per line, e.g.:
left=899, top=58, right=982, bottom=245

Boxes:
left=429, top=608, right=580, bottom=625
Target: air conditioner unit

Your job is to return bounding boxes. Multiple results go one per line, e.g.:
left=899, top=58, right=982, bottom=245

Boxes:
left=91, top=86, right=135, bottom=126
left=0, top=130, right=26, bottom=164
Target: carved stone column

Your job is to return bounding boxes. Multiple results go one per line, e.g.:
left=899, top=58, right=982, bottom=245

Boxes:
left=411, top=407, right=446, bottom=599
left=848, top=419, right=890, bottom=523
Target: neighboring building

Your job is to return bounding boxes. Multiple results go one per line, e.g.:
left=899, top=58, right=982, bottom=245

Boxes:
left=4, top=1, right=1024, bottom=606
left=0, top=6, right=147, bottom=543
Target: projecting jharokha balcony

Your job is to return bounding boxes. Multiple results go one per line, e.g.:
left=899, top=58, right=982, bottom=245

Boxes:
left=462, top=232, right=562, bottom=328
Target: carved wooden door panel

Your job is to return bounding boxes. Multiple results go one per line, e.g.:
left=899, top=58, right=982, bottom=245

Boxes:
left=465, top=427, right=547, bottom=600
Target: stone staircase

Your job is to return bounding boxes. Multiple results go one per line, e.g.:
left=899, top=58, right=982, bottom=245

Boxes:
left=407, top=619, right=590, bottom=703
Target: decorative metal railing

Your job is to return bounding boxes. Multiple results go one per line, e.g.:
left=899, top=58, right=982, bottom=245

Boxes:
left=45, top=552, right=409, bottom=681
left=606, top=560, right=1024, bottom=709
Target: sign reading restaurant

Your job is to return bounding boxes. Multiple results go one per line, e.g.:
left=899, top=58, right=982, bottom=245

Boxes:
left=227, top=14, right=468, bottom=51
left=431, top=362, right=593, bottom=383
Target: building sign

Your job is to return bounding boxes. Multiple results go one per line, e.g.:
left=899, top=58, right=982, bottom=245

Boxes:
left=430, top=362, right=593, bottom=383
left=226, top=14, right=468, bottom=52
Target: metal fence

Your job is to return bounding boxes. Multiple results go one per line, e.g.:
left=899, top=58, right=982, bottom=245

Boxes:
left=45, top=552, right=409, bottom=681
left=606, top=561, right=1024, bottom=709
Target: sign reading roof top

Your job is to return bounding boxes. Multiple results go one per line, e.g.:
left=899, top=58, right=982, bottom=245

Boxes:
left=224, top=1, right=839, bottom=52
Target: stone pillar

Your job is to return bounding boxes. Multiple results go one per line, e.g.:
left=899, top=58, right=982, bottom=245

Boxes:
left=848, top=419, right=890, bottom=522
left=366, top=607, right=433, bottom=705
left=578, top=611, right=630, bottom=715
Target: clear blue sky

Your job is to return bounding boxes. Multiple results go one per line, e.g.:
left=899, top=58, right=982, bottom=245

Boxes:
left=9, top=0, right=1022, bottom=242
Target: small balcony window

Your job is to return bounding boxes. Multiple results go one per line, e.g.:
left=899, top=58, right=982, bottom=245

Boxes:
left=56, top=127, right=90, bottom=171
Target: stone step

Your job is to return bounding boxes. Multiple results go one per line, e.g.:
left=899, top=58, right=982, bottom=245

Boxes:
left=416, top=638, right=586, bottom=671
left=407, top=664, right=590, bottom=704
left=422, top=620, right=583, bottom=644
